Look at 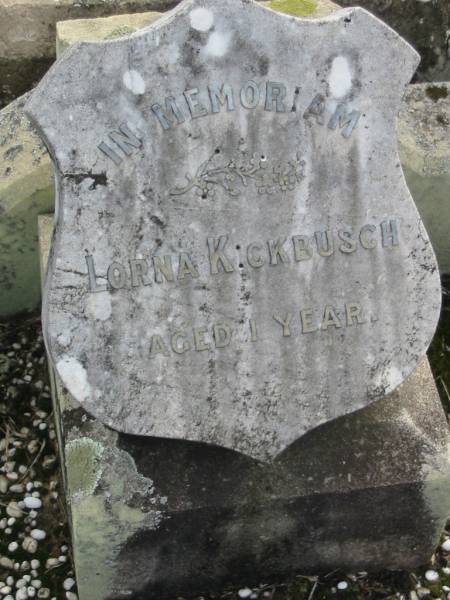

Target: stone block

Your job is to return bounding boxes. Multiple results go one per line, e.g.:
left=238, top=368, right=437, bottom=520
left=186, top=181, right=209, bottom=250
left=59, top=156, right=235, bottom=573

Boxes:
left=56, top=11, right=163, bottom=57
left=398, top=83, right=450, bottom=274
left=0, top=0, right=176, bottom=109
left=39, top=212, right=450, bottom=598
left=0, top=94, right=53, bottom=317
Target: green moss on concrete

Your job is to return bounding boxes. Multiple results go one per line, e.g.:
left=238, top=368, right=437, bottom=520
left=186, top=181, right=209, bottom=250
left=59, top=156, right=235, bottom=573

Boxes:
left=103, top=25, right=136, bottom=39
left=269, top=0, right=317, bottom=17
left=426, top=85, right=449, bottom=102
left=65, top=437, right=105, bottom=497
left=0, top=93, right=54, bottom=318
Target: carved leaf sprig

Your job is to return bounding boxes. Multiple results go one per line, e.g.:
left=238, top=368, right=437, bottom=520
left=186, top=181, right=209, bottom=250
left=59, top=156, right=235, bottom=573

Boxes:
left=170, top=150, right=305, bottom=199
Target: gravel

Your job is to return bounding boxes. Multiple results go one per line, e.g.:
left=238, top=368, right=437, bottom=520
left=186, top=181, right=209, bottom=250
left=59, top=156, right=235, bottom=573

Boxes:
left=0, top=315, right=75, bottom=599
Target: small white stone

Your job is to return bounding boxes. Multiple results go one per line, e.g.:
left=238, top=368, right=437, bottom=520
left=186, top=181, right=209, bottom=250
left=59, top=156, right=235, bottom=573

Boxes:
left=31, top=581, right=41, bottom=590
left=0, top=557, right=14, bottom=569
left=23, top=576, right=31, bottom=583
left=37, top=589, right=50, bottom=599
left=6, top=502, right=23, bottom=518
left=7, top=517, right=16, bottom=526
left=27, top=587, right=36, bottom=598
left=6, top=577, right=14, bottom=586
left=238, top=589, right=252, bottom=599
left=441, top=539, right=450, bottom=552
left=8, top=542, right=18, bottom=552
left=66, top=593, right=78, bottom=600
left=30, top=560, right=40, bottom=570
left=0, top=475, right=9, bottom=493
left=0, top=587, right=12, bottom=595
left=22, top=537, right=38, bottom=554
left=63, top=579, right=75, bottom=591
left=425, top=570, right=439, bottom=583
left=30, top=530, right=46, bottom=541
left=442, top=586, right=450, bottom=593
left=45, top=559, right=59, bottom=569
left=337, top=581, right=349, bottom=591
left=16, top=587, right=29, bottom=600
left=443, top=567, right=450, bottom=575
left=16, top=579, right=27, bottom=589
left=23, top=498, right=41, bottom=510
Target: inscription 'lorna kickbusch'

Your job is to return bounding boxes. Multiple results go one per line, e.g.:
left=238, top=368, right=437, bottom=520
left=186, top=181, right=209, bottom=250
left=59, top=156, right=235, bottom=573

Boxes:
left=86, top=220, right=399, bottom=292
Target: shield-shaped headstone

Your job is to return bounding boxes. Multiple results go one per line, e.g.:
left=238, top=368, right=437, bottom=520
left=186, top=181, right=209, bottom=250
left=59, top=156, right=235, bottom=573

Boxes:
left=26, top=0, right=441, bottom=462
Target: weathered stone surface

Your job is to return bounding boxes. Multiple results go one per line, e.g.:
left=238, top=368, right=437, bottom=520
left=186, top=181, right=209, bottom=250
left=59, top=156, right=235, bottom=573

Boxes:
left=398, top=82, right=450, bottom=274
left=0, top=94, right=53, bottom=317
left=0, top=0, right=176, bottom=109
left=39, top=213, right=450, bottom=597
left=26, top=0, right=440, bottom=460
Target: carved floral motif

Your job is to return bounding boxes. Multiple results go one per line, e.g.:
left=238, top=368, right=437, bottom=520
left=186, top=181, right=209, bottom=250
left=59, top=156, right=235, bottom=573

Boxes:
left=170, top=150, right=306, bottom=198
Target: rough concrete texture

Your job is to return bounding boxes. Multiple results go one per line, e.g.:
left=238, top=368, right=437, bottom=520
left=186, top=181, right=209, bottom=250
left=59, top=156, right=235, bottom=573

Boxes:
left=0, top=0, right=176, bottom=109
left=0, top=94, right=54, bottom=317
left=39, top=214, right=450, bottom=599
left=56, top=11, right=163, bottom=57
left=398, top=82, right=450, bottom=274
left=336, top=0, right=450, bottom=82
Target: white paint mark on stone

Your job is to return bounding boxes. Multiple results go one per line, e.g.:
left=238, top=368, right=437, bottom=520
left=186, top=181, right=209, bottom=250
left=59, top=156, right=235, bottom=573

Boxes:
left=57, top=333, right=72, bottom=348
left=385, top=365, right=403, bottom=391
left=123, top=70, right=146, bottom=95
left=56, top=357, right=91, bottom=402
left=167, top=43, right=180, bottom=65
left=189, top=7, right=214, bottom=32
left=328, top=56, right=352, bottom=99
left=204, top=31, right=232, bottom=57
left=86, top=292, right=112, bottom=321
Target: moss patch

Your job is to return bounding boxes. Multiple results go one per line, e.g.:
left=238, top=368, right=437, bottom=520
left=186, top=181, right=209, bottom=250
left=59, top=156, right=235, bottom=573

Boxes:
left=269, top=0, right=317, bottom=17
left=426, top=85, right=449, bottom=102
left=103, top=25, right=136, bottom=40
left=66, top=437, right=104, bottom=497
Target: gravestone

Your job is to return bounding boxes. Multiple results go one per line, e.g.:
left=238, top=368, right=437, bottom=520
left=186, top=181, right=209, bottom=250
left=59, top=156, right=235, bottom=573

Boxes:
left=29, top=0, right=450, bottom=598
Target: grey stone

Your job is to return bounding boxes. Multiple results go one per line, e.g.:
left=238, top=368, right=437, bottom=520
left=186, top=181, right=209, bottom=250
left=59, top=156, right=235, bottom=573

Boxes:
left=26, top=0, right=440, bottom=461
left=0, top=0, right=177, bottom=110
left=0, top=93, right=54, bottom=317
left=398, top=82, right=450, bottom=274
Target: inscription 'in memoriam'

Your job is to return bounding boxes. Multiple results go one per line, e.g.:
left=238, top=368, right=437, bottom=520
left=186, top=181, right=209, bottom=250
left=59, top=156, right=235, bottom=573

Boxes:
left=26, top=0, right=441, bottom=461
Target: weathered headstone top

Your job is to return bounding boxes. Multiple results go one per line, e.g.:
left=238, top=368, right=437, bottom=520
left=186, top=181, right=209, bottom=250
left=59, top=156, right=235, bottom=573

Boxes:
left=26, top=0, right=441, bottom=461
